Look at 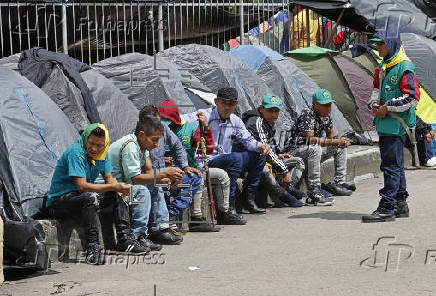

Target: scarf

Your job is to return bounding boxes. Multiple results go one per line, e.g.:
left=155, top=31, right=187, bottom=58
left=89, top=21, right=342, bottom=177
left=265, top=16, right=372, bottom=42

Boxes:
left=81, top=123, right=110, bottom=165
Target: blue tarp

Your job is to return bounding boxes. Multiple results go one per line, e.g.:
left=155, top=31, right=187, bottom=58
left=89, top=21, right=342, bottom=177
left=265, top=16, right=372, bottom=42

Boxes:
left=230, top=45, right=286, bottom=72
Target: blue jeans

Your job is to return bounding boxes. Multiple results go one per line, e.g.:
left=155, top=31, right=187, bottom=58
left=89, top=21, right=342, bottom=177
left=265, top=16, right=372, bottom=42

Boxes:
left=130, top=184, right=169, bottom=234
left=378, top=135, right=408, bottom=213
left=167, top=173, right=202, bottom=216
left=415, top=130, right=433, bottom=166
left=209, top=151, right=266, bottom=197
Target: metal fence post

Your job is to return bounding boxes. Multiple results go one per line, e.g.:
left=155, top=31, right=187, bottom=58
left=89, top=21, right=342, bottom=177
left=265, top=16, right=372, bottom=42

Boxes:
left=62, top=1, right=68, bottom=54
left=239, top=0, right=244, bottom=45
left=305, top=8, right=310, bottom=47
left=158, top=1, right=164, bottom=52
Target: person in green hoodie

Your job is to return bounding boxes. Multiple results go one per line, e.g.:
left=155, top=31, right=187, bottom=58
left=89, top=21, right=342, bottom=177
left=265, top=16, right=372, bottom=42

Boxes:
left=362, top=27, right=420, bottom=223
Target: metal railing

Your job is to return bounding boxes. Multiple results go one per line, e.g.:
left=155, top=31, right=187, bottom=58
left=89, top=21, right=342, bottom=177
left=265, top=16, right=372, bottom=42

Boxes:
left=0, top=1, right=366, bottom=65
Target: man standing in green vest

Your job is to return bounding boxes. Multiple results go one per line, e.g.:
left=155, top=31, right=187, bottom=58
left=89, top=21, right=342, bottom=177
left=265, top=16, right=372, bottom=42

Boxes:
left=362, top=27, right=420, bottom=223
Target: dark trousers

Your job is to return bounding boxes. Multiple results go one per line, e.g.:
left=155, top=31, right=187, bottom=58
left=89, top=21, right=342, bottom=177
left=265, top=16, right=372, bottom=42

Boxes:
left=378, top=135, right=408, bottom=213
left=415, top=130, right=433, bottom=166
left=48, top=191, right=131, bottom=247
left=209, top=151, right=266, bottom=197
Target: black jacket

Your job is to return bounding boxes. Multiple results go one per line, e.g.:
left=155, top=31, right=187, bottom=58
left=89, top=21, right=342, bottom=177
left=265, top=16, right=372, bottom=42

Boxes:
left=234, top=110, right=289, bottom=175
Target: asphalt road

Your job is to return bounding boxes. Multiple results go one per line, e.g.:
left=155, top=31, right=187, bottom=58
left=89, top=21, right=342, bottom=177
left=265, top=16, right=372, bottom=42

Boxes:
left=1, top=169, right=436, bottom=296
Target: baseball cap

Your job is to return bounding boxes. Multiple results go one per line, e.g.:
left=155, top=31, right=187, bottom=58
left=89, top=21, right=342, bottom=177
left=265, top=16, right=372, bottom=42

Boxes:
left=312, top=89, right=335, bottom=105
left=217, top=87, right=238, bottom=101
left=261, top=94, right=282, bottom=110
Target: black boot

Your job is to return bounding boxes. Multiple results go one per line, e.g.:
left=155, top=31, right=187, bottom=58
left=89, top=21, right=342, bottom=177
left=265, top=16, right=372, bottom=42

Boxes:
left=362, top=209, right=395, bottom=223
left=242, top=191, right=266, bottom=214
left=217, top=210, right=247, bottom=225
left=229, top=195, right=244, bottom=218
left=395, top=200, right=409, bottom=218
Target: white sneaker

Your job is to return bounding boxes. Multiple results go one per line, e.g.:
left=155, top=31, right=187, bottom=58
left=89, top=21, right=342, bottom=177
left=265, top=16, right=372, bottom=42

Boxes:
left=425, top=156, right=436, bottom=167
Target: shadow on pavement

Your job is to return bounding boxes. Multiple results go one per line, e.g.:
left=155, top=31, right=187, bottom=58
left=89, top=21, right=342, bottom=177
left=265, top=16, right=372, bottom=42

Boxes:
left=288, top=211, right=366, bottom=221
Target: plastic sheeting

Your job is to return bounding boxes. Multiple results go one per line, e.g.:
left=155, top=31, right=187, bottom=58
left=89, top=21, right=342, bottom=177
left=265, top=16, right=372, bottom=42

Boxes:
left=401, top=33, right=436, bottom=103
left=41, top=65, right=90, bottom=131
left=351, top=0, right=436, bottom=37
left=0, top=66, right=78, bottom=219
left=81, top=69, right=139, bottom=141
left=158, top=44, right=274, bottom=116
left=92, top=53, right=210, bottom=113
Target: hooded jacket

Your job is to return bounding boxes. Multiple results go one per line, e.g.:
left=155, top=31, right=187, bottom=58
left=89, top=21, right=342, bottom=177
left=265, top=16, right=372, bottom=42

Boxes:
left=233, top=110, right=289, bottom=176
left=368, top=26, right=420, bottom=136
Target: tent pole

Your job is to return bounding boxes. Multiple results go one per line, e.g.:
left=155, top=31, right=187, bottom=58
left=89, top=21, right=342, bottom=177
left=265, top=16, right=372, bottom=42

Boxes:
left=239, top=0, right=244, bottom=45
left=324, top=8, right=345, bottom=49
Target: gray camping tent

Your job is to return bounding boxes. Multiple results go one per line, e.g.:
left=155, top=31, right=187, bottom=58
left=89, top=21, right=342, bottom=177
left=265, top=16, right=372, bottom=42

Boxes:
left=0, top=65, right=78, bottom=218
left=351, top=0, right=436, bottom=37
left=230, top=45, right=353, bottom=137
left=158, top=44, right=275, bottom=116
left=92, top=53, right=213, bottom=113
left=401, top=33, right=436, bottom=103
left=81, top=69, right=139, bottom=141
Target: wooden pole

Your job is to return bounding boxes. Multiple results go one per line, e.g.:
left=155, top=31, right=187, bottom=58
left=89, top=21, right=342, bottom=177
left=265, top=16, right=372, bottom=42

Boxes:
left=324, top=8, right=345, bottom=49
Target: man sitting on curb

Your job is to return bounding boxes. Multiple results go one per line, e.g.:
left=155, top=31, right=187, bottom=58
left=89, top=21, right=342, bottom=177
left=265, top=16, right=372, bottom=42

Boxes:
left=46, top=124, right=148, bottom=265
left=182, top=87, right=270, bottom=214
left=283, top=89, right=353, bottom=206
left=139, top=105, right=203, bottom=232
left=235, top=94, right=305, bottom=208
left=107, top=116, right=184, bottom=247
left=159, top=99, right=246, bottom=227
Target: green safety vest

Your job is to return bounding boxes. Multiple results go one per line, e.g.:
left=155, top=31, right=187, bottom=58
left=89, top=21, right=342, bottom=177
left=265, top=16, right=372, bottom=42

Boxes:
left=374, top=60, right=416, bottom=136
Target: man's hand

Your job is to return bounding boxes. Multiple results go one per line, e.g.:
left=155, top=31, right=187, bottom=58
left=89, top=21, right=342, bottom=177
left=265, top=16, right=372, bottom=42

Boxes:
left=258, top=144, right=271, bottom=156
left=115, top=183, right=131, bottom=197
left=164, top=166, right=184, bottom=183
left=371, top=102, right=380, bottom=114
left=278, top=153, right=292, bottom=159
left=184, top=166, right=202, bottom=177
left=281, top=172, right=293, bottom=187
left=197, top=112, right=208, bottom=128
left=338, top=137, right=351, bottom=148
left=425, top=130, right=436, bottom=143
left=374, top=104, right=388, bottom=118
left=164, top=156, right=174, bottom=167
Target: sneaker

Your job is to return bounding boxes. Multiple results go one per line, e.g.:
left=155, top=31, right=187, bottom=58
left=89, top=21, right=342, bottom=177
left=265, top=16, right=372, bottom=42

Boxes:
left=306, top=189, right=334, bottom=206
left=319, top=188, right=333, bottom=198
left=150, top=228, right=183, bottom=245
left=217, top=210, right=247, bottom=225
left=362, top=209, right=395, bottom=223
left=116, top=236, right=150, bottom=254
left=137, top=234, right=163, bottom=251
left=85, top=243, right=105, bottom=265
left=395, top=200, right=409, bottom=218
left=286, top=186, right=306, bottom=200
left=189, top=217, right=221, bottom=232
left=425, top=156, right=436, bottom=167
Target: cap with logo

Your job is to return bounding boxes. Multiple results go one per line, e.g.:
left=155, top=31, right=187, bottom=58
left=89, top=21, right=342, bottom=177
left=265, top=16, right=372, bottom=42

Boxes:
left=312, top=89, right=335, bottom=105
left=261, top=94, right=282, bottom=110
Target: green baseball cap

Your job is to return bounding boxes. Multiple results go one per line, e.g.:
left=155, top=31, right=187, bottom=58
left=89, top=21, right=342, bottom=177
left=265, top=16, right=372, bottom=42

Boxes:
left=261, top=94, right=282, bottom=110
left=312, top=89, right=335, bottom=105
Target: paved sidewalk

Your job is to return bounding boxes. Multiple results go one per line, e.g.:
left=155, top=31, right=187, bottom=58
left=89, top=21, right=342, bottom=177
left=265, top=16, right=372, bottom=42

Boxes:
left=1, top=169, right=435, bottom=296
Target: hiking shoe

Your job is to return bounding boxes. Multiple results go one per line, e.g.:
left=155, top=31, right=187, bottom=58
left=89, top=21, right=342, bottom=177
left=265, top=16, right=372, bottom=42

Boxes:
left=362, top=209, right=395, bottom=223
left=286, top=186, right=306, bottom=200
left=116, top=237, right=150, bottom=254
left=279, top=192, right=304, bottom=207
left=306, top=189, right=334, bottom=206
left=85, top=243, right=105, bottom=265
left=395, top=200, right=410, bottom=218
left=217, top=210, right=247, bottom=225
left=321, top=182, right=352, bottom=196
left=189, top=217, right=221, bottom=232
left=150, top=228, right=183, bottom=245
left=137, top=234, right=163, bottom=252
